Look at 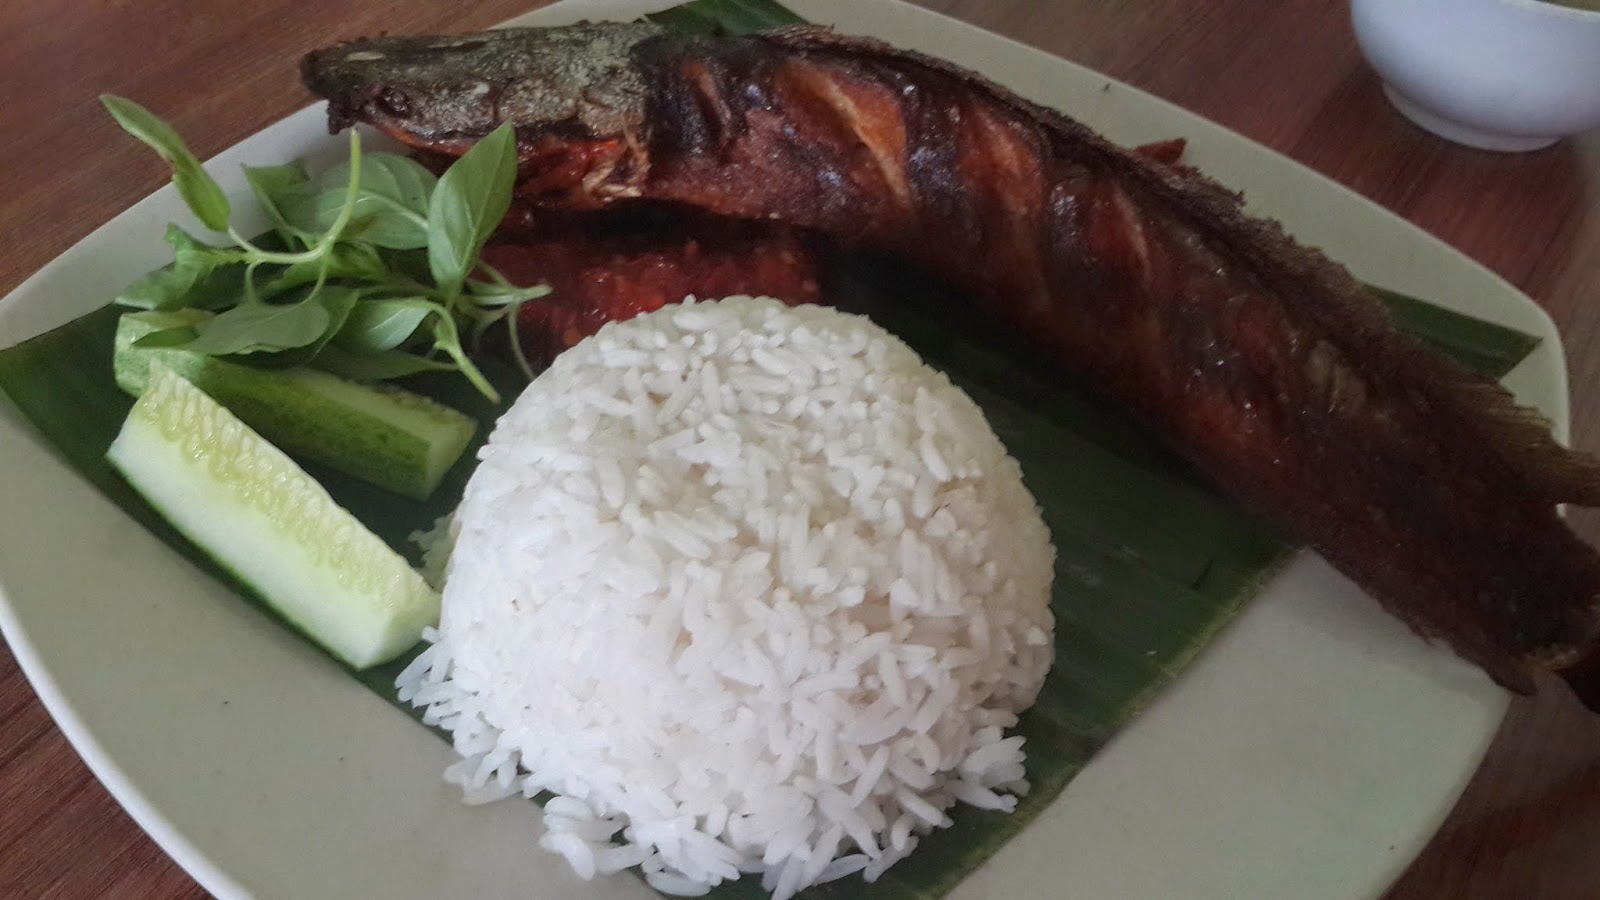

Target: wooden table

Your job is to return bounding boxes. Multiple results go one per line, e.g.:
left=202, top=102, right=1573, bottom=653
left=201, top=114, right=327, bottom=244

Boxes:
left=2, top=1, right=1597, bottom=897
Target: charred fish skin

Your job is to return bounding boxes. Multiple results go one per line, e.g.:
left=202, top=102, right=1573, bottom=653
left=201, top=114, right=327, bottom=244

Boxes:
left=303, top=24, right=1600, bottom=708
left=303, top=23, right=662, bottom=141
left=302, top=24, right=663, bottom=204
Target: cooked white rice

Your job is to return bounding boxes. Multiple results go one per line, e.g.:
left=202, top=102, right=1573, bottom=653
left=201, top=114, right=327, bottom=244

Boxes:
left=397, top=296, right=1055, bottom=898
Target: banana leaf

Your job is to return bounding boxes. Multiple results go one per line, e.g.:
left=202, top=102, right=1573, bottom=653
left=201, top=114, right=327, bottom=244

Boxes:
left=0, top=0, right=1548, bottom=897
left=0, top=260, right=1539, bottom=900
left=645, top=0, right=805, bottom=32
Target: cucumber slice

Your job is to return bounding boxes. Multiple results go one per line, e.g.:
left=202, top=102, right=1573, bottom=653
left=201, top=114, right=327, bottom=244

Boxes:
left=115, top=310, right=475, bottom=501
left=107, top=364, right=440, bottom=669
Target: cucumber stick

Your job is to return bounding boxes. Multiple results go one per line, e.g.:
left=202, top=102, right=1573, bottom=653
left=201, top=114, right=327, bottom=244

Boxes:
left=115, top=310, right=475, bottom=501
left=107, top=364, right=440, bottom=669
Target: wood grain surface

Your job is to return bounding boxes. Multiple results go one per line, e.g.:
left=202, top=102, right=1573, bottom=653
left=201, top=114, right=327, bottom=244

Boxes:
left=2, top=1, right=1597, bottom=898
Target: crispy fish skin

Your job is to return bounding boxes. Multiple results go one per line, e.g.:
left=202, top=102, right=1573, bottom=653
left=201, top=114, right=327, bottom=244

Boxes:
left=304, top=25, right=1600, bottom=706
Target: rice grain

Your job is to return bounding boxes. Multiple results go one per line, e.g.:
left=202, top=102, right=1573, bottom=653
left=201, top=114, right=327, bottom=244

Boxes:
left=399, top=297, right=1055, bottom=898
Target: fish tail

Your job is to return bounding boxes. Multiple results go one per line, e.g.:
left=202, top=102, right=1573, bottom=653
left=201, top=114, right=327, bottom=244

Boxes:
left=1435, top=365, right=1600, bottom=506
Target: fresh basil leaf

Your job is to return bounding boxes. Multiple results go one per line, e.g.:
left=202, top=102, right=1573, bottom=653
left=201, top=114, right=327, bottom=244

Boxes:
left=349, top=213, right=432, bottom=252
left=278, top=186, right=345, bottom=240
left=283, top=185, right=426, bottom=251
left=165, top=224, right=211, bottom=255
left=253, top=258, right=326, bottom=300
left=244, top=286, right=364, bottom=369
left=348, top=153, right=436, bottom=212
left=427, top=123, right=517, bottom=299
left=312, top=345, right=458, bottom=381
left=115, top=225, right=243, bottom=310
left=162, top=228, right=296, bottom=312
left=280, top=154, right=436, bottom=250
left=334, top=298, right=433, bottom=353
left=466, top=281, right=552, bottom=306
left=130, top=324, right=201, bottom=348
left=182, top=296, right=333, bottom=355
left=101, top=95, right=232, bottom=232
left=316, top=285, right=362, bottom=333
left=165, top=224, right=246, bottom=269
left=100, top=95, right=190, bottom=162
left=243, top=163, right=315, bottom=243
left=346, top=152, right=437, bottom=248
left=325, top=242, right=390, bottom=282
left=115, top=258, right=213, bottom=310
left=252, top=244, right=386, bottom=302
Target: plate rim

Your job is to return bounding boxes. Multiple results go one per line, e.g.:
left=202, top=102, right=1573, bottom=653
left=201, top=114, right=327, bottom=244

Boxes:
left=0, top=1, right=1548, bottom=898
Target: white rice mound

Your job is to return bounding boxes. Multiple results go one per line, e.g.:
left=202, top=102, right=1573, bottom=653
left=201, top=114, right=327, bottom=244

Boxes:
left=398, top=296, right=1055, bottom=898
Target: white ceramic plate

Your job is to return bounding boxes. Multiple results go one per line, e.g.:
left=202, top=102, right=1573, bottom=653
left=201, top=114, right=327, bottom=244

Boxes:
left=0, top=0, right=1559, bottom=897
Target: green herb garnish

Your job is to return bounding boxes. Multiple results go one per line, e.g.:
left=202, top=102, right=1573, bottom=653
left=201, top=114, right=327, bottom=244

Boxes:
left=100, top=96, right=547, bottom=402
left=103, top=96, right=234, bottom=232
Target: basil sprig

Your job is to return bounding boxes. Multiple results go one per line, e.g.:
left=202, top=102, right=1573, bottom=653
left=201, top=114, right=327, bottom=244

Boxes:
left=101, top=95, right=546, bottom=402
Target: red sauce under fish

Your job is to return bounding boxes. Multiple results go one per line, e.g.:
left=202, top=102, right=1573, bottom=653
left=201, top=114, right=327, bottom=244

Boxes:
left=482, top=226, right=823, bottom=362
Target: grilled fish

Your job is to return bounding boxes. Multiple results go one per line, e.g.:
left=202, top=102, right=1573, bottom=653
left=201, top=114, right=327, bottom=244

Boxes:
left=304, top=23, right=1600, bottom=708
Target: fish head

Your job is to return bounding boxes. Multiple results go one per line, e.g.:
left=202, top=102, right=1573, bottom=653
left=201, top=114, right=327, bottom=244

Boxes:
left=302, top=22, right=667, bottom=202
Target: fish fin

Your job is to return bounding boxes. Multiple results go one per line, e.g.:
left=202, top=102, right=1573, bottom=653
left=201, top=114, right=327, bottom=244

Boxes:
left=1439, top=375, right=1600, bottom=507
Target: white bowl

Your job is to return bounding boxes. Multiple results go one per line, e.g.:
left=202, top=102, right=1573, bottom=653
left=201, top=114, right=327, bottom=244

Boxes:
left=1351, top=0, right=1600, bottom=151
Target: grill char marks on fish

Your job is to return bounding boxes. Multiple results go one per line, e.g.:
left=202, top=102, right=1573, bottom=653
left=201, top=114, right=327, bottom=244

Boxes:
left=304, top=24, right=1600, bottom=708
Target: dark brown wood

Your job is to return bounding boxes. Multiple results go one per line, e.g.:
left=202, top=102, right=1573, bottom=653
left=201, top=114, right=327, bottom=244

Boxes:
left=1, top=1, right=1596, bottom=898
